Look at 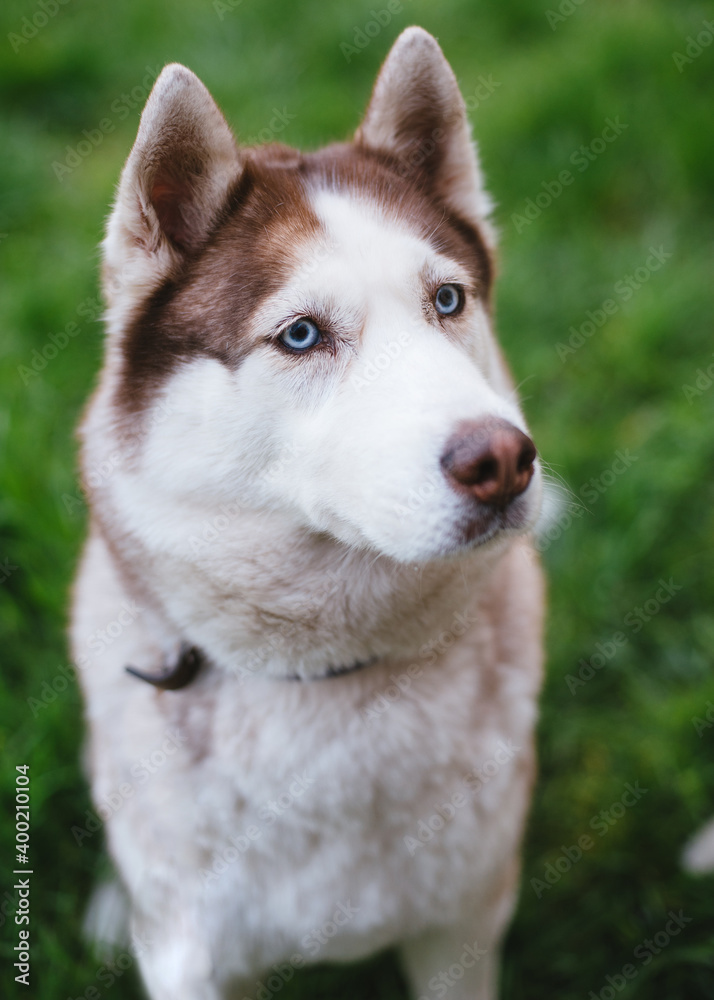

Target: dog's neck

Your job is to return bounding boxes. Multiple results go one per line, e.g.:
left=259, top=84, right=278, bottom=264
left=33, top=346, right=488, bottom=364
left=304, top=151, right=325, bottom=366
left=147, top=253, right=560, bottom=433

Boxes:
left=97, top=509, right=507, bottom=688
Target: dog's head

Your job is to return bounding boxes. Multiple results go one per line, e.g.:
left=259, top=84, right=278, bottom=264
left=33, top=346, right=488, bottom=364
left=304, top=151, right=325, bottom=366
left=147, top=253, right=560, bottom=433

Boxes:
left=97, top=27, right=541, bottom=565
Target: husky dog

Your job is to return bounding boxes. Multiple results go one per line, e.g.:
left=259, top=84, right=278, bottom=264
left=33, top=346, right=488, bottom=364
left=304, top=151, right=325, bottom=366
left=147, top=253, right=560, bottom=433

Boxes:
left=71, top=26, right=545, bottom=1000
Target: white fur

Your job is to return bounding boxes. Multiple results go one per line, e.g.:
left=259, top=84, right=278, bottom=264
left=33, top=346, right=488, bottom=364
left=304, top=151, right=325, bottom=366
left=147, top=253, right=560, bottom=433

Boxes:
left=682, top=819, right=714, bottom=874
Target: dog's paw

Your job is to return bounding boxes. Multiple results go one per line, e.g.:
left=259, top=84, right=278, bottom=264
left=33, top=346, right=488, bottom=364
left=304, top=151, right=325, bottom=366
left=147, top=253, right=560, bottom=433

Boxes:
left=83, top=876, right=131, bottom=959
left=682, top=818, right=714, bottom=874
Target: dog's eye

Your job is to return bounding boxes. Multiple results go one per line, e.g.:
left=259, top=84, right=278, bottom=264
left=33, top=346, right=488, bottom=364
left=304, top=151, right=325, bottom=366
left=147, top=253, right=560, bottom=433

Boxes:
left=279, top=319, right=322, bottom=352
left=434, top=284, right=463, bottom=316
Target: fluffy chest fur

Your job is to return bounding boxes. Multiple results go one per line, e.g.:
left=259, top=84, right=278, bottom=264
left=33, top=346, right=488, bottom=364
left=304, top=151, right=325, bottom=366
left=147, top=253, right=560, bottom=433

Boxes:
left=75, top=531, right=542, bottom=981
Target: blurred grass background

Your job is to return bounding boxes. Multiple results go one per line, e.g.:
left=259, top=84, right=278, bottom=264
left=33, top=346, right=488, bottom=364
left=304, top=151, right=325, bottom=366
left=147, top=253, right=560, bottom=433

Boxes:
left=1, top=0, right=713, bottom=997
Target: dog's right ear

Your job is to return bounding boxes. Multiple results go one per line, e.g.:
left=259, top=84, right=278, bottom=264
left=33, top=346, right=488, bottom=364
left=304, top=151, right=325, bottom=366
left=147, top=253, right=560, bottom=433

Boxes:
left=356, top=28, right=494, bottom=246
left=102, top=64, right=240, bottom=318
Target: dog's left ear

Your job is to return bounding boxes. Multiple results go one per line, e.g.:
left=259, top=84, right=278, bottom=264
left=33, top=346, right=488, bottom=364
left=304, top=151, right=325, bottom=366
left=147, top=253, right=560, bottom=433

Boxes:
left=103, top=64, right=241, bottom=319
left=356, top=27, right=494, bottom=244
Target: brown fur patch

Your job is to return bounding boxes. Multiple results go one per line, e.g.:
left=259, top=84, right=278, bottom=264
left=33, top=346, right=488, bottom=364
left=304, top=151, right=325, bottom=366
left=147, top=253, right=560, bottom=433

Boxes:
left=115, top=151, right=322, bottom=417
left=114, top=142, right=493, bottom=420
left=302, top=143, right=493, bottom=296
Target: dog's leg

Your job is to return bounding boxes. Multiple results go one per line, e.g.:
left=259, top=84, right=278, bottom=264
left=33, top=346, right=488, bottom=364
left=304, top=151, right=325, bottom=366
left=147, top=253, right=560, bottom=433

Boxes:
left=400, top=926, right=496, bottom=1000
left=399, top=885, right=518, bottom=1000
left=682, top=816, right=714, bottom=873
left=131, top=913, right=225, bottom=1000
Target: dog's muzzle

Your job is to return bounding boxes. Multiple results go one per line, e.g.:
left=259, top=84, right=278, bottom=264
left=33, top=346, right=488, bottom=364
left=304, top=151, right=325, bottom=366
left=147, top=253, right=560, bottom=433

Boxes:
left=439, top=417, right=537, bottom=545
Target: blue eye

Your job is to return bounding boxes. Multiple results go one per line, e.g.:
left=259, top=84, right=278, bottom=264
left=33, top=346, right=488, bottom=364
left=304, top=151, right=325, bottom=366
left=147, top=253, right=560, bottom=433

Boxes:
left=434, top=284, right=463, bottom=316
left=279, top=318, right=322, bottom=352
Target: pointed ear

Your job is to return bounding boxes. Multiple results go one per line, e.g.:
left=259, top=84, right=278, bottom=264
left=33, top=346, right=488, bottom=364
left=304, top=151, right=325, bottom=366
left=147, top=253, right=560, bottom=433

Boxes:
left=356, top=27, right=494, bottom=244
left=103, top=64, right=241, bottom=313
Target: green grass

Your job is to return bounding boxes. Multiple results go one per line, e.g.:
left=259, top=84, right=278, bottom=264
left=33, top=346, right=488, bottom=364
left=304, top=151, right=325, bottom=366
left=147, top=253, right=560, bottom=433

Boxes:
left=1, top=0, right=713, bottom=997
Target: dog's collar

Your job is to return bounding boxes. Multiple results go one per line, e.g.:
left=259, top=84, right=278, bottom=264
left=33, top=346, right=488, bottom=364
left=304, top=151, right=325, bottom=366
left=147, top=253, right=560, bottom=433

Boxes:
left=286, top=655, right=379, bottom=682
left=125, top=643, right=203, bottom=690
left=125, top=647, right=378, bottom=690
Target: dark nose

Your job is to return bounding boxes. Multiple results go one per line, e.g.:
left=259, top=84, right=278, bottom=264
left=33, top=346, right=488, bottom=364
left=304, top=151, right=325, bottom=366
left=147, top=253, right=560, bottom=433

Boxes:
left=441, top=418, right=536, bottom=508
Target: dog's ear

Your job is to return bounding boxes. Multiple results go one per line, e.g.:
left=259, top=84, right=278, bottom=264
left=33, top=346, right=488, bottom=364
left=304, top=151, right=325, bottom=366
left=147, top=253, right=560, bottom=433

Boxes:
left=103, top=64, right=240, bottom=314
left=356, top=27, right=494, bottom=243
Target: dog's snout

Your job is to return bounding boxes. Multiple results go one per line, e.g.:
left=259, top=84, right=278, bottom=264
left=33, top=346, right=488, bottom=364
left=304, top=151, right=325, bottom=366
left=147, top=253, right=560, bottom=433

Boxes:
left=441, top=418, right=536, bottom=507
